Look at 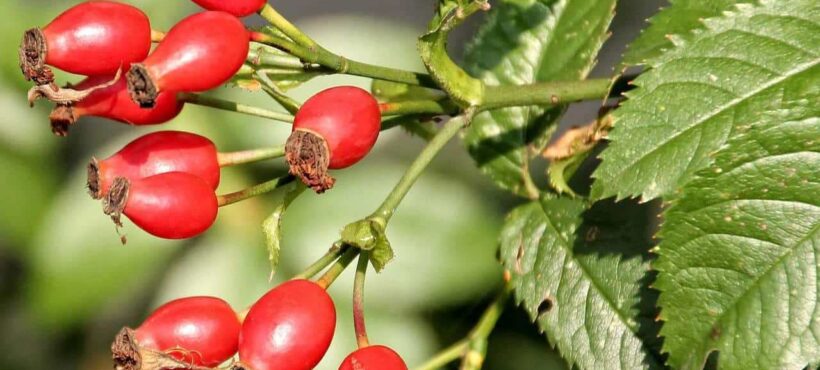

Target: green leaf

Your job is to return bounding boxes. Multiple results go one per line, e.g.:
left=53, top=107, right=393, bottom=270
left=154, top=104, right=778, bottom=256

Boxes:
left=592, top=0, right=820, bottom=201
left=499, top=196, right=661, bottom=369
left=463, top=0, right=616, bottom=197
left=623, top=0, right=752, bottom=66
left=262, top=182, right=306, bottom=278
left=655, top=114, right=820, bottom=370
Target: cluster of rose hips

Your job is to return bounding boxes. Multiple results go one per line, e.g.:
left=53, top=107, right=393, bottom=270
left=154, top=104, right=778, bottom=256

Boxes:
left=22, top=1, right=381, bottom=239
left=116, top=279, right=405, bottom=370
left=21, top=1, right=403, bottom=369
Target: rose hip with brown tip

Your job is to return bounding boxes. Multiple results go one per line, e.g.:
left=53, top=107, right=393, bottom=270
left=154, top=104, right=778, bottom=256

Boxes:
left=88, top=131, right=220, bottom=200
left=127, top=11, right=249, bottom=108
left=20, top=1, right=151, bottom=84
left=103, top=172, right=218, bottom=239
left=112, top=296, right=241, bottom=370
left=285, top=86, right=381, bottom=193
left=51, top=72, right=183, bottom=135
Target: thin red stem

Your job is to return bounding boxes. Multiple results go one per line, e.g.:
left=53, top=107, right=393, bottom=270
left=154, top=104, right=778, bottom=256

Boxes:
left=353, top=252, right=371, bottom=348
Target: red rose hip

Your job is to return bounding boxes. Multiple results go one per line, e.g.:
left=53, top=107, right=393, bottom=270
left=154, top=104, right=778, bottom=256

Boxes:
left=112, top=296, right=241, bottom=370
left=88, top=131, right=220, bottom=199
left=103, top=172, right=218, bottom=239
left=236, top=279, right=336, bottom=370
left=127, top=11, right=249, bottom=108
left=192, top=0, right=267, bottom=17
left=51, top=73, right=183, bottom=135
left=20, top=1, right=151, bottom=84
left=285, top=86, right=381, bottom=193
left=339, top=345, right=408, bottom=370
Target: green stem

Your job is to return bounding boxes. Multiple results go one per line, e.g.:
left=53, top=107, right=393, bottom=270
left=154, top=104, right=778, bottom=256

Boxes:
left=412, top=339, right=470, bottom=370
left=258, top=4, right=318, bottom=47
left=254, top=71, right=302, bottom=114
left=247, top=46, right=307, bottom=70
left=315, top=247, right=359, bottom=289
left=468, top=285, right=510, bottom=340
left=370, top=112, right=473, bottom=222
left=250, top=28, right=437, bottom=88
left=379, top=100, right=457, bottom=116
left=217, top=175, right=295, bottom=207
left=481, top=79, right=611, bottom=110
left=353, top=252, right=371, bottom=348
left=178, top=93, right=294, bottom=123
left=217, top=146, right=286, bottom=167
left=293, top=244, right=349, bottom=280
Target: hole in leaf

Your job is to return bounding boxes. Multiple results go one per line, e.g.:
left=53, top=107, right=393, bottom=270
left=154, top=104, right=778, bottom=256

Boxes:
left=537, top=298, right=553, bottom=316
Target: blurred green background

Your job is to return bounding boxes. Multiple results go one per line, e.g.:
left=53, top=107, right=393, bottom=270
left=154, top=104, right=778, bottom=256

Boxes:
left=0, top=1, right=662, bottom=369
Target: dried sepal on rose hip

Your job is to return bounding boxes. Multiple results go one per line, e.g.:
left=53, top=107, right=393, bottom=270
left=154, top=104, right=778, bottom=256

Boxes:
left=285, top=86, right=381, bottom=193
left=49, top=71, right=183, bottom=136
left=339, top=345, right=408, bottom=370
left=127, top=11, right=249, bottom=108
left=103, top=172, right=218, bottom=239
left=191, top=0, right=267, bottom=17
left=233, top=279, right=336, bottom=370
left=88, top=131, right=220, bottom=200
left=19, top=1, right=151, bottom=85
left=112, top=296, right=241, bottom=370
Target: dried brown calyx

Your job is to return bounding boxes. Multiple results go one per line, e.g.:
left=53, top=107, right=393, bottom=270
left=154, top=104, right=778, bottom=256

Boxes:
left=29, top=68, right=122, bottom=106
left=86, top=158, right=103, bottom=199
left=49, top=104, right=77, bottom=137
left=285, top=129, right=335, bottom=193
left=19, top=28, right=53, bottom=85
left=103, top=177, right=131, bottom=227
left=126, top=64, right=158, bottom=108
left=111, top=327, right=212, bottom=370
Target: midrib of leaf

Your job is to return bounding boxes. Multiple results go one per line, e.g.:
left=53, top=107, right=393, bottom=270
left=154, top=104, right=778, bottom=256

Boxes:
left=612, top=59, right=817, bottom=187
left=535, top=200, right=641, bottom=335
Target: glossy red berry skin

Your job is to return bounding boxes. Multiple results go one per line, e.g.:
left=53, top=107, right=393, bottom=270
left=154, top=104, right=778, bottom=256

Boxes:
left=135, top=296, right=241, bottom=367
left=40, top=1, right=151, bottom=76
left=92, top=131, right=220, bottom=198
left=128, top=11, right=249, bottom=106
left=192, top=0, right=267, bottom=17
left=121, top=172, right=218, bottom=239
left=238, top=279, right=336, bottom=370
left=294, top=86, right=381, bottom=169
left=70, top=73, right=183, bottom=125
left=339, top=346, right=408, bottom=370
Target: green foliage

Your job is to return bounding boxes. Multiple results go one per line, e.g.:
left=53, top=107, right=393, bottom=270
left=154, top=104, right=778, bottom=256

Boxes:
left=592, top=0, right=820, bottom=201
left=499, top=196, right=661, bottom=370
left=463, top=0, right=615, bottom=197
left=262, top=182, right=306, bottom=277
left=623, top=0, right=751, bottom=65
left=418, top=0, right=486, bottom=107
left=340, top=218, right=394, bottom=272
left=656, top=114, right=820, bottom=370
